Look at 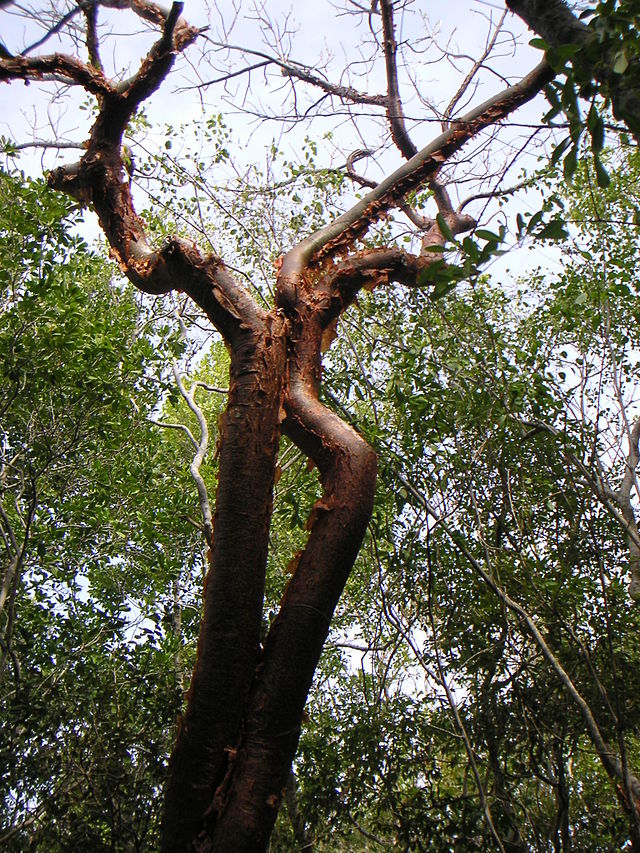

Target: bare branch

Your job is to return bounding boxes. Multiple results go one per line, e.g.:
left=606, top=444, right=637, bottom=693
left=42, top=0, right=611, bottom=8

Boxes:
left=379, top=0, right=417, bottom=159
left=614, top=417, right=640, bottom=601
left=0, top=490, right=34, bottom=618
left=278, top=62, right=386, bottom=107
left=382, top=593, right=507, bottom=853
left=6, top=140, right=86, bottom=151
left=442, top=9, right=507, bottom=126
left=21, top=3, right=85, bottom=56
left=458, top=175, right=533, bottom=210
left=199, top=39, right=386, bottom=105
left=150, top=417, right=198, bottom=448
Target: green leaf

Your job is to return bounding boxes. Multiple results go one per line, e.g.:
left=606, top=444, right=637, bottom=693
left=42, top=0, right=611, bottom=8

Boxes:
left=430, top=279, right=459, bottom=301
left=587, top=105, right=605, bottom=153
left=538, top=218, right=569, bottom=241
left=547, top=43, right=580, bottom=71
left=613, top=51, right=629, bottom=74
left=563, top=146, right=578, bottom=182
left=589, top=113, right=605, bottom=154
left=436, top=213, right=455, bottom=243
left=594, top=155, right=611, bottom=188
left=526, top=210, right=544, bottom=233
left=543, top=84, right=563, bottom=122
left=475, top=229, right=502, bottom=243
left=551, top=136, right=572, bottom=165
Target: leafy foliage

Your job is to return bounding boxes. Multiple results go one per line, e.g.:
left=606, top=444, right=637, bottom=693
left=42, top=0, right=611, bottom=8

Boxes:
left=4, top=72, right=640, bottom=853
left=0, top=173, right=205, bottom=850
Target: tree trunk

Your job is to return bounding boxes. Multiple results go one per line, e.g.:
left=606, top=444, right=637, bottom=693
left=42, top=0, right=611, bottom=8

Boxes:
left=161, top=314, right=287, bottom=852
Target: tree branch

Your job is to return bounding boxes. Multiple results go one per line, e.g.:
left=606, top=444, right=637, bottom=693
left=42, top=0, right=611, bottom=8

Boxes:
left=201, top=40, right=387, bottom=105
left=442, top=9, right=508, bottom=126
left=171, top=362, right=214, bottom=547
left=0, top=52, right=113, bottom=94
left=16, top=7, right=264, bottom=342
left=505, top=0, right=640, bottom=138
left=277, top=58, right=552, bottom=305
left=379, top=0, right=417, bottom=160
left=84, top=0, right=103, bottom=72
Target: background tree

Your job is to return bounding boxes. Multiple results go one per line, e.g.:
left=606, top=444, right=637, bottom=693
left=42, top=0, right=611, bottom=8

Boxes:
left=1, top=1, right=640, bottom=851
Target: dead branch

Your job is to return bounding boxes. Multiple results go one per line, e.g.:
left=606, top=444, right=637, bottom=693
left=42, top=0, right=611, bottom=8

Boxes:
left=152, top=363, right=214, bottom=547
left=199, top=39, right=387, bottom=105
left=442, top=9, right=508, bottom=128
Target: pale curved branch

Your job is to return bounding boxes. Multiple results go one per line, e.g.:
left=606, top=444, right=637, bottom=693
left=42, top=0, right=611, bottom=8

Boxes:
left=171, top=363, right=214, bottom=548
left=6, top=140, right=86, bottom=151
left=614, top=417, right=640, bottom=601
left=0, top=489, right=35, bottom=618
left=149, top=417, right=197, bottom=449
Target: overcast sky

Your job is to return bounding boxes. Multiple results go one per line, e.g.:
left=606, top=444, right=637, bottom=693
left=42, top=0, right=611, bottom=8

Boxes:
left=0, top=1, right=560, bottom=275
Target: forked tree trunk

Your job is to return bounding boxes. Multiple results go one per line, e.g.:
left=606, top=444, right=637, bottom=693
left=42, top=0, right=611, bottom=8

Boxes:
left=162, top=285, right=378, bottom=850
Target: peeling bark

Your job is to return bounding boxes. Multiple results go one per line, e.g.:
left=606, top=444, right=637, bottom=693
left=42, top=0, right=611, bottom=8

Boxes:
left=203, top=294, right=377, bottom=851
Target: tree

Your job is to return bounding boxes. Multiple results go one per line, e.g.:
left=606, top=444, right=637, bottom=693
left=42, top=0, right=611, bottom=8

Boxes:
left=1, top=1, right=640, bottom=850
left=0, top=168, right=211, bottom=850
left=278, top=148, right=640, bottom=850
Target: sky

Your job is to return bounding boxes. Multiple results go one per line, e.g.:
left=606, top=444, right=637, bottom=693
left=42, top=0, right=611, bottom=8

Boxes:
left=0, top=1, right=560, bottom=276
left=0, top=1, right=541, bottom=160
